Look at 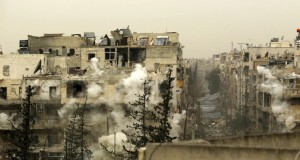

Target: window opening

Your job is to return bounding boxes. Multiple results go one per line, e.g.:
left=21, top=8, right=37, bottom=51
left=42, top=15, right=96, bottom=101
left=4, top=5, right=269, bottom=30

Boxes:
left=0, top=87, right=7, bottom=99
left=88, top=53, right=96, bottom=61
left=49, top=86, right=57, bottom=99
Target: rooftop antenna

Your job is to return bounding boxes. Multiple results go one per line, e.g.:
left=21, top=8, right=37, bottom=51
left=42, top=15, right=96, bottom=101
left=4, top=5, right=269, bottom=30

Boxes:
left=0, top=45, right=2, bottom=54
left=165, top=26, right=168, bottom=32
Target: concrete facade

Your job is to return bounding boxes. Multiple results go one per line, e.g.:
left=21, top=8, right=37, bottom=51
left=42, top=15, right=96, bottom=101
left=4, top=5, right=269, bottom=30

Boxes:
left=0, top=27, right=185, bottom=159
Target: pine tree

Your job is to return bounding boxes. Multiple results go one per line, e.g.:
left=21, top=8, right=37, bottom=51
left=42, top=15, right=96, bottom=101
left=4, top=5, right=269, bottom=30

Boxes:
left=122, top=80, right=155, bottom=160
left=152, top=69, right=176, bottom=142
left=2, top=85, right=38, bottom=160
left=64, top=99, right=92, bottom=160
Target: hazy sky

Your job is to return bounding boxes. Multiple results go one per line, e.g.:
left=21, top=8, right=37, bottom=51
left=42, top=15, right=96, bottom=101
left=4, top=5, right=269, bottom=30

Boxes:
left=1, top=0, right=300, bottom=58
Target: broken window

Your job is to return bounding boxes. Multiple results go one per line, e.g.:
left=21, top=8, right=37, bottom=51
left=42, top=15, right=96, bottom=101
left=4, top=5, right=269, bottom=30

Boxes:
left=117, top=48, right=128, bottom=67
left=3, top=65, right=9, bottom=76
left=49, top=86, right=57, bottom=99
left=0, top=87, right=7, bottom=99
left=39, top=49, right=44, bottom=54
left=105, top=48, right=116, bottom=60
left=155, top=36, right=169, bottom=45
left=67, top=81, right=86, bottom=98
left=68, top=48, right=75, bottom=56
left=88, top=53, right=96, bottom=61
left=138, top=36, right=148, bottom=45
left=244, top=52, right=249, bottom=62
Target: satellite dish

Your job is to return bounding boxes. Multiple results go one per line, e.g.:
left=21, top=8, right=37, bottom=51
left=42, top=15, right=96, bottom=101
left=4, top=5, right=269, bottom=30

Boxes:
left=34, top=60, right=42, bottom=74
left=119, top=30, right=123, bottom=34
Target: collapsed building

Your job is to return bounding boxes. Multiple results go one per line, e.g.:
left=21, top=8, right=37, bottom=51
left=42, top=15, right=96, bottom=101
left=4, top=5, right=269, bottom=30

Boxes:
left=0, top=27, right=185, bottom=159
left=215, top=29, right=300, bottom=134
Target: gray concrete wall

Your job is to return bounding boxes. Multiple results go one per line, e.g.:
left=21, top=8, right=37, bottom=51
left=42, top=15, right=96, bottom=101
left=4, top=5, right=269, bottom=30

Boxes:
left=145, top=143, right=300, bottom=160
left=208, top=132, right=300, bottom=148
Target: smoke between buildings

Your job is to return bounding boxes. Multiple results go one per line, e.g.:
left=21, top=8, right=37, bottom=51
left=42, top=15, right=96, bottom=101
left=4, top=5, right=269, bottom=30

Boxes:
left=257, top=66, right=296, bottom=130
left=0, top=113, right=9, bottom=126
left=56, top=64, right=183, bottom=159
left=91, top=57, right=104, bottom=77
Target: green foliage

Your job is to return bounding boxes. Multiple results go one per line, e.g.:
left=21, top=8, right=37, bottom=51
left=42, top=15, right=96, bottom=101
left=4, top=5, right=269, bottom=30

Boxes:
left=152, top=69, right=176, bottom=143
left=205, top=68, right=221, bottom=94
left=2, top=85, right=38, bottom=160
left=64, top=101, right=92, bottom=160
left=122, top=80, right=155, bottom=160
left=122, top=69, right=176, bottom=159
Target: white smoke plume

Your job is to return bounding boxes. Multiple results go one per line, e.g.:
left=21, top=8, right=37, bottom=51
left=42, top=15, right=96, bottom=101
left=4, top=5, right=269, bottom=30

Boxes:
left=87, top=82, right=103, bottom=98
left=257, top=66, right=296, bottom=129
left=33, top=79, right=40, bottom=86
left=91, top=57, right=104, bottom=77
left=170, top=110, right=186, bottom=140
left=0, top=113, right=9, bottom=126
left=56, top=64, right=183, bottom=159
left=92, top=132, right=129, bottom=160
left=57, top=98, right=77, bottom=119
left=122, top=64, right=147, bottom=101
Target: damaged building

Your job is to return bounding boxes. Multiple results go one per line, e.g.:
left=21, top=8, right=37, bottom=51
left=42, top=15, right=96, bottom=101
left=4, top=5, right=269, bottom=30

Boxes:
left=0, top=27, right=185, bottom=159
left=215, top=29, right=300, bottom=135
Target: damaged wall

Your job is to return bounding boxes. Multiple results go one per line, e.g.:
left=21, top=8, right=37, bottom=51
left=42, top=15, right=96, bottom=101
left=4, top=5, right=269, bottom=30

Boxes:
left=24, top=78, right=61, bottom=101
left=145, top=46, right=178, bottom=71
left=0, top=54, right=46, bottom=79
left=28, top=35, right=86, bottom=55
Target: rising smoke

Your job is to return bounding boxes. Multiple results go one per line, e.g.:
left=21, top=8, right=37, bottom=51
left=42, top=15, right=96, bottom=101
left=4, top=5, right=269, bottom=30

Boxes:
left=257, top=66, right=296, bottom=130
left=91, top=57, right=104, bottom=77
left=57, top=64, right=182, bottom=159
left=0, top=113, right=9, bottom=126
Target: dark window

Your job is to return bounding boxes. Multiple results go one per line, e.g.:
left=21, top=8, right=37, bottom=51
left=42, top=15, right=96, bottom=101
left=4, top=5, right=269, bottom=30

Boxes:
left=104, top=48, right=116, bottom=60
left=0, top=87, right=7, bottom=99
left=88, top=53, right=95, bottom=61
left=49, top=49, right=52, bottom=54
left=49, top=86, right=57, bottom=99
left=39, top=49, right=44, bottom=54
left=69, top=48, right=75, bottom=56
left=244, top=52, right=249, bottom=62
left=67, top=81, right=86, bottom=98
left=105, top=53, right=110, bottom=60
left=155, top=37, right=168, bottom=45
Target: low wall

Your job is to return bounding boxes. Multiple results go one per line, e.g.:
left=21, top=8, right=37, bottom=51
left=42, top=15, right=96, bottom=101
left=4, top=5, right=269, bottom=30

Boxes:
left=208, top=132, right=300, bottom=148
left=145, top=143, right=300, bottom=160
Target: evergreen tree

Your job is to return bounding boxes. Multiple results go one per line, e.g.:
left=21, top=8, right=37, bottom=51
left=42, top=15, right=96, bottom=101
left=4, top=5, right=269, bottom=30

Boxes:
left=122, top=80, right=155, bottom=159
left=101, top=70, right=177, bottom=160
left=64, top=99, right=92, bottom=160
left=152, top=69, right=176, bottom=142
left=2, top=85, right=38, bottom=160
